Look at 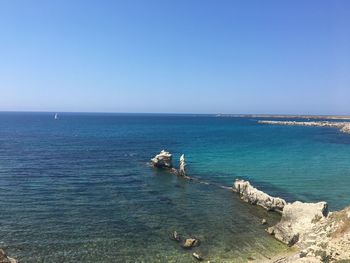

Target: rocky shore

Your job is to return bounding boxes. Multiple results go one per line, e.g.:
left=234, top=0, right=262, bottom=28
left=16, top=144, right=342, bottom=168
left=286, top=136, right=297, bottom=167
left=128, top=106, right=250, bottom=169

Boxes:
left=258, top=120, right=350, bottom=134
left=0, top=249, right=17, bottom=263
left=150, top=151, right=350, bottom=262
left=233, top=180, right=350, bottom=263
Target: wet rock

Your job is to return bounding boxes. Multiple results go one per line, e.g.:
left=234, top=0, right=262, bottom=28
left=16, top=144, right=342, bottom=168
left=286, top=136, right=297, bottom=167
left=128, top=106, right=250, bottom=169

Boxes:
left=171, top=230, right=181, bottom=242
left=192, top=252, right=203, bottom=261
left=0, top=249, right=17, bottom=263
left=178, top=154, right=186, bottom=177
left=233, top=179, right=286, bottom=212
left=182, top=238, right=199, bottom=249
left=151, top=150, right=173, bottom=168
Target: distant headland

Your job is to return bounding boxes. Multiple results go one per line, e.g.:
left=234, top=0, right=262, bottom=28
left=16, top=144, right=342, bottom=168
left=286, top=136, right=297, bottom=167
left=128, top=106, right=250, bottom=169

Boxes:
left=215, top=114, right=350, bottom=120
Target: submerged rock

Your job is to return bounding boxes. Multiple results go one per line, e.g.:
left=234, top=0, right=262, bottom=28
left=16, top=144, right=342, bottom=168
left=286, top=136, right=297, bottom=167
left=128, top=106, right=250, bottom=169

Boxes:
left=171, top=230, right=181, bottom=242
left=150, top=150, right=173, bottom=168
left=233, top=179, right=286, bottom=212
left=178, top=154, right=186, bottom=177
left=267, top=201, right=328, bottom=246
left=182, top=238, right=199, bottom=249
left=192, top=252, right=203, bottom=261
left=0, top=249, right=17, bottom=263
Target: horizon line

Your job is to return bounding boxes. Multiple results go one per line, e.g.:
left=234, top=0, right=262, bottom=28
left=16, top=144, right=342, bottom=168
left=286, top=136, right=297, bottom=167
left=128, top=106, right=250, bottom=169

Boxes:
left=1, top=110, right=350, bottom=117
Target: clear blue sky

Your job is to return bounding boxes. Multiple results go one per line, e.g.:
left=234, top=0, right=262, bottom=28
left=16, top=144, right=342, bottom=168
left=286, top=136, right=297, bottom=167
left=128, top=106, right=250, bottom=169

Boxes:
left=0, top=0, right=349, bottom=114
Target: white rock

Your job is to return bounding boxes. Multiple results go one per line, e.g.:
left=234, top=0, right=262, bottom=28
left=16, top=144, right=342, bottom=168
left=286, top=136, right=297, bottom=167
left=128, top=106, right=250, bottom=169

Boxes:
left=267, top=201, right=328, bottom=246
left=178, top=154, right=186, bottom=177
left=150, top=150, right=173, bottom=168
left=233, top=179, right=286, bottom=212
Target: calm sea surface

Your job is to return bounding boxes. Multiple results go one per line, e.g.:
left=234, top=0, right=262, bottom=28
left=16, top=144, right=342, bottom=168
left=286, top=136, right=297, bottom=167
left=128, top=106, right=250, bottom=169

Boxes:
left=1, top=112, right=350, bottom=262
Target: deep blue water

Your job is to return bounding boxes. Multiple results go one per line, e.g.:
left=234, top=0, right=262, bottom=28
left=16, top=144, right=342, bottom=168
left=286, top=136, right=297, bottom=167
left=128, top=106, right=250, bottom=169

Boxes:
left=0, top=112, right=350, bottom=262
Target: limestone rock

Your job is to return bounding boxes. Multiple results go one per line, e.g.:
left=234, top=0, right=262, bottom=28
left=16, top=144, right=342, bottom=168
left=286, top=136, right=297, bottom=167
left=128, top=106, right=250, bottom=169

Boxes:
left=340, top=123, right=350, bottom=134
left=0, top=249, right=17, bottom=263
left=178, top=154, right=186, bottom=177
left=233, top=179, right=286, bottom=212
left=150, top=150, right=173, bottom=168
left=192, top=252, right=203, bottom=261
left=171, top=230, right=181, bottom=242
left=267, top=201, right=328, bottom=246
left=182, top=238, right=199, bottom=249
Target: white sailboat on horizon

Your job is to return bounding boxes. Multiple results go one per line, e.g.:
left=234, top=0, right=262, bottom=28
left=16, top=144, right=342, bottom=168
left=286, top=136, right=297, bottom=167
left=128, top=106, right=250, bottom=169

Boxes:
left=54, top=113, right=59, bottom=120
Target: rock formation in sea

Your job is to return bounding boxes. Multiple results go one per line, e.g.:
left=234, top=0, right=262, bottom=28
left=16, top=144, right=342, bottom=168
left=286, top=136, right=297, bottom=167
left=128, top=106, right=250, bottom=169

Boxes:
left=178, top=154, right=186, bottom=177
left=182, top=238, right=199, bottom=249
left=233, top=180, right=350, bottom=262
left=0, top=249, right=17, bottom=263
left=340, top=123, right=350, bottom=134
left=258, top=120, right=350, bottom=134
left=192, top=252, right=203, bottom=261
left=171, top=231, right=181, bottom=242
left=150, top=150, right=173, bottom=168
left=233, top=179, right=286, bottom=212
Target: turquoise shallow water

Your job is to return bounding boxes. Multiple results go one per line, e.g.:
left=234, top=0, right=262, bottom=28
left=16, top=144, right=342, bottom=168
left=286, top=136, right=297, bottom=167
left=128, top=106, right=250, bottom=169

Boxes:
left=0, top=112, right=349, bottom=262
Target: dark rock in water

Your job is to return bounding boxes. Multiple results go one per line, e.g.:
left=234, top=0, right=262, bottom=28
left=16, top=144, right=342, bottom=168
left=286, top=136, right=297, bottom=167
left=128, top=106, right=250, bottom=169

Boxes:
left=150, top=150, right=173, bottom=168
left=171, top=231, right=181, bottom=242
left=182, top=238, right=199, bottom=249
left=0, top=249, right=17, bottom=263
left=261, top=218, right=267, bottom=225
left=159, top=196, right=173, bottom=205
left=192, top=252, right=203, bottom=261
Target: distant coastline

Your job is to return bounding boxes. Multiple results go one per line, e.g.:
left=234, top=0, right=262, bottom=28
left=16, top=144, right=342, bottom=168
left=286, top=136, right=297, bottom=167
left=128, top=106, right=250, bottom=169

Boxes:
left=258, top=120, right=350, bottom=134
left=215, top=114, right=350, bottom=120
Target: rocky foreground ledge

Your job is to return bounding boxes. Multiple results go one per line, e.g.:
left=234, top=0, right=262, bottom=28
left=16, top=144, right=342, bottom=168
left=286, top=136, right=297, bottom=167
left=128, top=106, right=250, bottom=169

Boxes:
left=233, top=180, right=350, bottom=263
left=258, top=120, right=350, bottom=134
left=0, top=249, right=17, bottom=263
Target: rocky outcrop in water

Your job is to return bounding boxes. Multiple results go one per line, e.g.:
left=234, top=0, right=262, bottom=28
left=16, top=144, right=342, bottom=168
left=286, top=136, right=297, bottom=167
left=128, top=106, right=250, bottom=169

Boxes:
left=171, top=231, right=181, bottom=242
left=182, top=238, right=199, bottom=248
left=178, top=154, right=186, bottom=177
left=0, top=249, right=17, bottom=263
left=150, top=150, right=173, bottom=168
left=192, top=252, right=203, bottom=261
left=258, top=120, right=350, bottom=134
left=340, top=123, right=350, bottom=134
left=233, top=179, right=286, bottom=212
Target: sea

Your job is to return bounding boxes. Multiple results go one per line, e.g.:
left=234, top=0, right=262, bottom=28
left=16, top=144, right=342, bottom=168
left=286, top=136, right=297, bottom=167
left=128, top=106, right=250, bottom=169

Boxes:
left=0, top=112, right=349, bottom=262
